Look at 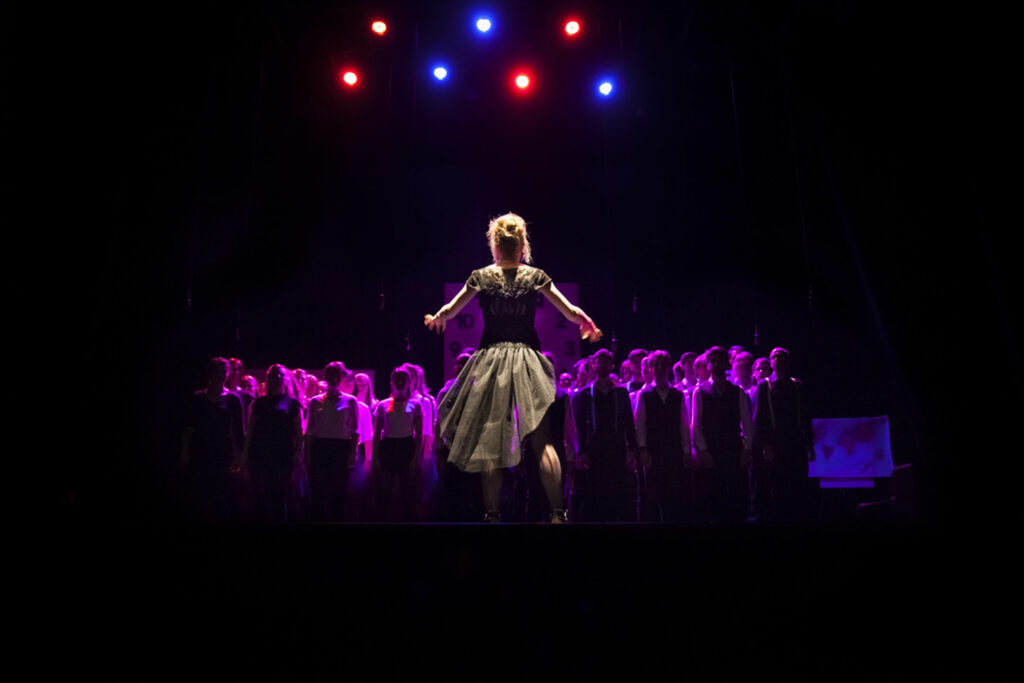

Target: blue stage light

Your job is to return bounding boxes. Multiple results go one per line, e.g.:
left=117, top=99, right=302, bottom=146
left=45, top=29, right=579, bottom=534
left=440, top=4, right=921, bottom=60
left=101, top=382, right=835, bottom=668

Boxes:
left=598, top=80, right=614, bottom=96
left=475, top=17, right=492, bottom=33
left=433, top=66, right=448, bottom=81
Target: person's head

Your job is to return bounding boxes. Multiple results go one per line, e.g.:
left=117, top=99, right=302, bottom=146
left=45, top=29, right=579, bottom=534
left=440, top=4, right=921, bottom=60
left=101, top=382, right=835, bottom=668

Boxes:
left=628, top=348, right=648, bottom=375
left=454, top=352, right=473, bottom=376
left=732, top=351, right=754, bottom=384
left=619, top=360, right=632, bottom=384
left=293, top=368, right=307, bottom=390
left=205, top=357, right=230, bottom=389
left=265, top=364, right=289, bottom=396
left=558, top=372, right=573, bottom=389
left=227, top=358, right=243, bottom=389
left=324, top=361, right=348, bottom=389
left=769, top=347, right=792, bottom=380
left=573, top=358, right=592, bottom=389
left=706, top=346, right=729, bottom=377
left=354, top=373, right=374, bottom=402
left=679, top=352, right=697, bottom=380
left=753, top=357, right=772, bottom=383
left=306, top=373, right=322, bottom=398
left=649, top=350, right=673, bottom=384
left=390, top=366, right=412, bottom=399
left=694, top=353, right=710, bottom=382
left=641, top=355, right=655, bottom=384
left=592, top=348, right=615, bottom=378
left=407, top=363, right=428, bottom=395
left=241, top=374, right=259, bottom=396
left=729, top=345, right=746, bottom=364
left=487, top=213, right=532, bottom=264
left=672, top=361, right=685, bottom=385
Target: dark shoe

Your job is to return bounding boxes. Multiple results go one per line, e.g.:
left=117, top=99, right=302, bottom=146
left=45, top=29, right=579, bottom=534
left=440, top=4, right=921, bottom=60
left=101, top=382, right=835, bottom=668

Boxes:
left=550, top=508, right=568, bottom=524
left=484, top=510, right=501, bottom=523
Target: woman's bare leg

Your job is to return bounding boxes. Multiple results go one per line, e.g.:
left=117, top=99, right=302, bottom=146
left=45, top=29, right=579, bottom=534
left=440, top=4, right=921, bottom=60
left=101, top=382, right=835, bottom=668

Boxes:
left=538, top=443, right=564, bottom=514
left=528, top=414, right=566, bottom=521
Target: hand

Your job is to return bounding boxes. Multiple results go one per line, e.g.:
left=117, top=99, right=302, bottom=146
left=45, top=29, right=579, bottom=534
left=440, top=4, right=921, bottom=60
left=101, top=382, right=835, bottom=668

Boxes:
left=576, top=454, right=590, bottom=471
left=424, top=314, right=446, bottom=334
left=580, top=321, right=603, bottom=342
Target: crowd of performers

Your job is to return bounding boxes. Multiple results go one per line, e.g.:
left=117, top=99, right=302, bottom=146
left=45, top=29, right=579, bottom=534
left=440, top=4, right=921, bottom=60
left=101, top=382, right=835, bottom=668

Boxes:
left=180, top=344, right=816, bottom=524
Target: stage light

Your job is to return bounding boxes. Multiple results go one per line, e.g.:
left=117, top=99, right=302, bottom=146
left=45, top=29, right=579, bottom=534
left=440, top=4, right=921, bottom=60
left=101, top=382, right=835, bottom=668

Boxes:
left=433, top=66, right=448, bottom=81
left=598, top=80, right=613, bottom=96
left=564, top=19, right=581, bottom=37
left=515, top=74, right=530, bottom=89
left=340, top=70, right=358, bottom=86
left=371, top=20, right=387, bottom=35
left=475, top=17, right=492, bottom=33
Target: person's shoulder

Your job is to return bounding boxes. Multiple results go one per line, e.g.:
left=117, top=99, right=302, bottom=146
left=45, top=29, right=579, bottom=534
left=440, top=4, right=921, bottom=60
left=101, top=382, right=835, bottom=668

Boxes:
left=526, top=264, right=551, bottom=285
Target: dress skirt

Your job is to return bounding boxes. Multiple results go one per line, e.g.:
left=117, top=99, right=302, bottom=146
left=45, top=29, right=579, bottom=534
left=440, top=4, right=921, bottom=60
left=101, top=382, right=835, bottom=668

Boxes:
left=438, top=342, right=555, bottom=473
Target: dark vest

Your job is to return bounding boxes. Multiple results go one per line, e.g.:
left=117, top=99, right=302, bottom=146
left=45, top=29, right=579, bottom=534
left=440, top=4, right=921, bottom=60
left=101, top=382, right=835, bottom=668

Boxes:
left=698, top=381, right=743, bottom=457
left=641, top=387, right=684, bottom=456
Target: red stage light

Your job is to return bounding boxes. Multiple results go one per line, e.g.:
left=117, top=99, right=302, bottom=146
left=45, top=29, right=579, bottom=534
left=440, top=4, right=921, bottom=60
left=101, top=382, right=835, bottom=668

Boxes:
left=371, top=20, right=387, bottom=35
left=340, top=70, right=358, bottom=86
left=514, top=73, right=530, bottom=90
left=564, top=19, right=581, bottom=36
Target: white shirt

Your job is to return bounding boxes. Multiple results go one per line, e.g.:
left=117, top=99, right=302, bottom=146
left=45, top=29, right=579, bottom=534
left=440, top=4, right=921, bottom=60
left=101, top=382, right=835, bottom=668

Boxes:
left=634, top=384, right=692, bottom=453
left=306, top=392, right=359, bottom=440
left=374, top=397, right=423, bottom=438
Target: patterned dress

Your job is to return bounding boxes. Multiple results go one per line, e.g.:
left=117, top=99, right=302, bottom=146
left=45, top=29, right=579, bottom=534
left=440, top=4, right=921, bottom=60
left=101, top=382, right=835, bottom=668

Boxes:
left=438, top=265, right=556, bottom=473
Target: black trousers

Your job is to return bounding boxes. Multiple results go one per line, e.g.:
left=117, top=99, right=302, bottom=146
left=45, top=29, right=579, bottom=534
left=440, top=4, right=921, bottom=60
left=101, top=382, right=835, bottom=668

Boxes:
left=308, top=438, right=354, bottom=522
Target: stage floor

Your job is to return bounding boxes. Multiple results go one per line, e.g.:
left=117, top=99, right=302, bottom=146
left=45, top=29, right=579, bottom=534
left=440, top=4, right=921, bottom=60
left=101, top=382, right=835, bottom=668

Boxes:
left=47, top=520, right=963, bottom=678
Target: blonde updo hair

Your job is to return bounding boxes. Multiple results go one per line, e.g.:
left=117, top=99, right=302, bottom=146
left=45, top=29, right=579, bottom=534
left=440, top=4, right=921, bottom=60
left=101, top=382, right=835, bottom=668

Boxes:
left=487, top=212, right=532, bottom=264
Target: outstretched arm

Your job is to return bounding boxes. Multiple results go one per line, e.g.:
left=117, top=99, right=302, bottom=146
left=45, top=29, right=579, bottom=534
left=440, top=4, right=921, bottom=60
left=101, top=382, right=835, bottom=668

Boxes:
left=538, top=282, right=603, bottom=341
left=424, top=285, right=477, bottom=334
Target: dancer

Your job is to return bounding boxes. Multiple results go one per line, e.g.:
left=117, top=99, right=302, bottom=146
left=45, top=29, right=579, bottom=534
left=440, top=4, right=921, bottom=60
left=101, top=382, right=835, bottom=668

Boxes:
left=425, top=212, right=602, bottom=523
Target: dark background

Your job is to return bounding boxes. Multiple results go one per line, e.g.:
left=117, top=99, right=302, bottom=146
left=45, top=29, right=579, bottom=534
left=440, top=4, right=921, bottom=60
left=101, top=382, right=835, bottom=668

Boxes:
left=20, top=1, right=1007, bottom=676
left=63, top=0, right=965, bottom=522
